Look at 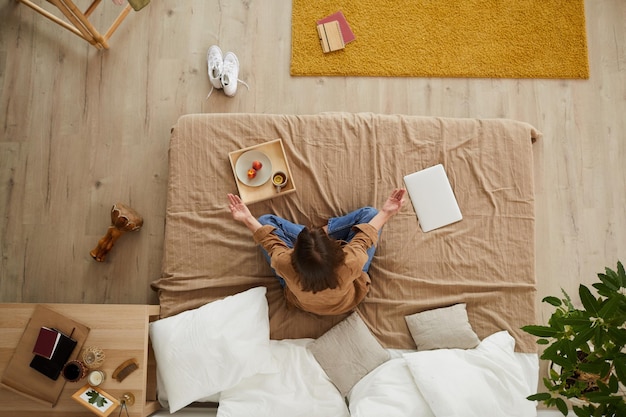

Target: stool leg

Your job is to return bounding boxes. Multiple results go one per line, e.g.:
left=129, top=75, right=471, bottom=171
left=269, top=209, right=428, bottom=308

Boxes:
left=58, top=0, right=108, bottom=48
left=104, top=4, right=132, bottom=44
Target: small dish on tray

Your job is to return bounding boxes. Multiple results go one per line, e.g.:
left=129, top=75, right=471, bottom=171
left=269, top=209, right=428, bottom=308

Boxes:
left=235, top=150, right=272, bottom=187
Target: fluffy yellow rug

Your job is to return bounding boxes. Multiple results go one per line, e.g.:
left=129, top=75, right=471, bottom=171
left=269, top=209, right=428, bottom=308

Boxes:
left=291, top=0, right=589, bottom=79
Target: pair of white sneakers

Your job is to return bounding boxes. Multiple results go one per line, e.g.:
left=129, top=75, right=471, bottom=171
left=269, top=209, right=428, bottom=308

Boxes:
left=207, top=45, right=248, bottom=98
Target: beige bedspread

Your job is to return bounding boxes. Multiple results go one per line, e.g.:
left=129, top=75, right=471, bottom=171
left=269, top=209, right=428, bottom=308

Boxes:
left=151, top=113, right=541, bottom=353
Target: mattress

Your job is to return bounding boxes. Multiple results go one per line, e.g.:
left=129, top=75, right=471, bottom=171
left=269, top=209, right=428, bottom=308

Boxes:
left=151, top=113, right=541, bottom=352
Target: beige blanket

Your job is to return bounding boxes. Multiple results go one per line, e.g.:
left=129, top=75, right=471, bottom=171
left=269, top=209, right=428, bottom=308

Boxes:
left=152, top=113, right=541, bottom=353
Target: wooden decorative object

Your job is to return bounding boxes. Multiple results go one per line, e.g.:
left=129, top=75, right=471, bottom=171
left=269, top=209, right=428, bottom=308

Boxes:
left=112, top=358, right=139, bottom=382
left=90, top=203, right=143, bottom=262
left=82, top=346, right=106, bottom=369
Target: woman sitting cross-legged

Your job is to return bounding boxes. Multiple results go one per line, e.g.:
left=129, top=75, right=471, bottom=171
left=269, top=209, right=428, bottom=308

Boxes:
left=226, top=189, right=406, bottom=315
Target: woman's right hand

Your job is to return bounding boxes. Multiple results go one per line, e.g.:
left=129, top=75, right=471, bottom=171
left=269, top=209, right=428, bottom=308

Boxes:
left=227, top=194, right=252, bottom=223
left=227, top=194, right=264, bottom=233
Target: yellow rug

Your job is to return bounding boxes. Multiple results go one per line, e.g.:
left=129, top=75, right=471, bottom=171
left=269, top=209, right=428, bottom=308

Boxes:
left=291, top=0, right=589, bottom=79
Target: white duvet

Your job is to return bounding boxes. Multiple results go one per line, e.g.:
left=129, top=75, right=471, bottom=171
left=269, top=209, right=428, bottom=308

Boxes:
left=350, top=331, right=538, bottom=417
left=155, top=329, right=538, bottom=417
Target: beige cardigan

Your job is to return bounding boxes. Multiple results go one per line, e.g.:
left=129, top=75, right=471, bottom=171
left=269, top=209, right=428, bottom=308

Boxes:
left=253, top=223, right=378, bottom=315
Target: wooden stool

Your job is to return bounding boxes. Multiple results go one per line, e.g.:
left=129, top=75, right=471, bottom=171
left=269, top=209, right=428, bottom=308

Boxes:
left=16, top=0, right=133, bottom=49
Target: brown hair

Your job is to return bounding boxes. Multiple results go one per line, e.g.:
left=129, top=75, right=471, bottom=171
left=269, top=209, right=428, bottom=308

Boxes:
left=291, top=227, right=346, bottom=293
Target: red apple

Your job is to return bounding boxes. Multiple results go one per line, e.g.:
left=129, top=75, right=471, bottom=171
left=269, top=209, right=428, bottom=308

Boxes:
left=247, top=168, right=257, bottom=179
left=252, top=160, right=263, bottom=171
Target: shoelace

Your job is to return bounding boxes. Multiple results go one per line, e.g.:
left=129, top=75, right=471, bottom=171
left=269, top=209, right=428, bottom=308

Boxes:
left=226, top=77, right=250, bottom=91
left=207, top=77, right=250, bottom=99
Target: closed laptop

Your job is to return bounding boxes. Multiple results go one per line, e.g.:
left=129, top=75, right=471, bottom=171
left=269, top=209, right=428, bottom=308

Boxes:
left=403, top=164, right=462, bottom=232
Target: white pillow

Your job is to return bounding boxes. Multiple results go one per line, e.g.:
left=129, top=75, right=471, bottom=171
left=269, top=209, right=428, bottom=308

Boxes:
left=217, top=339, right=349, bottom=417
left=348, top=358, right=435, bottom=417
left=403, top=331, right=536, bottom=417
left=150, top=287, right=276, bottom=413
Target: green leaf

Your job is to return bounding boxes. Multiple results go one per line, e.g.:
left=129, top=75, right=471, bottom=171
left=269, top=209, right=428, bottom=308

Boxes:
left=615, top=400, right=626, bottom=416
left=521, top=325, right=558, bottom=338
left=598, top=296, right=620, bottom=320
left=543, top=296, right=563, bottom=307
left=527, top=392, right=551, bottom=401
left=86, top=390, right=99, bottom=405
left=537, top=338, right=550, bottom=345
left=605, top=265, right=622, bottom=283
left=550, top=353, right=574, bottom=370
left=560, top=317, right=593, bottom=327
left=562, top=289, right=576, bottom=310
left=556, top=397, right=569, bottom=415
left=607, top=328, right=626, bottom=346
left=573, top=405, right=593, bottom=417
left=608, top=374, right=619, bottom=392
left=580, top=284, right=601, bottom=316
left=598, top=272, right=620, bottom=292
left=85, top=389, right=107, bottom=408
left=543, top=376, right=555, bottom=390
left=571, top=326, right=596, bottom=350
left=593, top=325, right=604, bottom=350
left=592, top=283, right=614, bottom=298
left=617, top=261, right=626, bottom=287
left=585, top=392, right=621, bottom=404
left=95, top=395, right=108, bottom=408
left=542, top=341, right=577, bottom=367
left=614, top=356, right=626, bottom=385
left=580, top=360, right=611, bottom=378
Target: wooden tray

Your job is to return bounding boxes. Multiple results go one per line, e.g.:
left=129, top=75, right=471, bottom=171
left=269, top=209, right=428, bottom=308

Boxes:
left=0, top=305, right=90, bottom=407
left=228, top=139, right=296, bottom=204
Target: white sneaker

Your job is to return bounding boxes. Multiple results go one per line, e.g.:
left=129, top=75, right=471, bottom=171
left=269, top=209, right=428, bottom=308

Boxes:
left=207, top=45, right=224, bottom=91
left=221, top=52, right=240, bottom=97
left=221, top=52, right=249, bottom=97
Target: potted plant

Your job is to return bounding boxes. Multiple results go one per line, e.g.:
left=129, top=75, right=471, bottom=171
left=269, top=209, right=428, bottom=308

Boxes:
left=522, top=261, right=626, bottom=417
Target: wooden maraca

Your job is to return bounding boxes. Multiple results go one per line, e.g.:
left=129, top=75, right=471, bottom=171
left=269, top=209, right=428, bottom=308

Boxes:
left=90, top=203, right=143, bottom=262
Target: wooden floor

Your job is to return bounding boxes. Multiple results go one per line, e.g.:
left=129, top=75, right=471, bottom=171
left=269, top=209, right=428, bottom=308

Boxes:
left=0, top=0, right=624, bottom=326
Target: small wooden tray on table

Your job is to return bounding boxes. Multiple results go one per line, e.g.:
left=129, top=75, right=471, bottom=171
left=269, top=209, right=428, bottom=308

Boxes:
left=228, top=138, right=296, bottom=204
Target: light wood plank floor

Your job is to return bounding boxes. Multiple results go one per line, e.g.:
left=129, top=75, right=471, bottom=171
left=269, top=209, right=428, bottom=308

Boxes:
left=0, top=1, right=624, bottom=327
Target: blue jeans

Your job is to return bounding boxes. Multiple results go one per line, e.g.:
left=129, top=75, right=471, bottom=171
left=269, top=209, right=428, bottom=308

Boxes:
left=258, top=207, right=379, bottom=286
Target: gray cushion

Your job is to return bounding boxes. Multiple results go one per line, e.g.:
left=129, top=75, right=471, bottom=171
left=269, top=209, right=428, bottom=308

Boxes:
left=308, top=312, right=390, bottom=396
left=405, top=303, right=480, bottom=351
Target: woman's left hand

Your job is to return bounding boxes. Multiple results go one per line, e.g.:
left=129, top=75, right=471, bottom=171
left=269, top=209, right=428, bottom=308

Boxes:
left=381, top=188, right=406, bottom=215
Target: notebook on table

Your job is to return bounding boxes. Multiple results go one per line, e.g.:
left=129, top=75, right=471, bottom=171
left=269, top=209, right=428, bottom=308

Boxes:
left=30, top=329, right=77, bottom=380
left=403, top=164, right=463, bottom=232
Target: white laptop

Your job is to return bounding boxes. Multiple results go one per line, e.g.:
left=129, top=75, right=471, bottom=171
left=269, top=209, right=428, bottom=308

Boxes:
left=403, top=164, right=463, bottom=232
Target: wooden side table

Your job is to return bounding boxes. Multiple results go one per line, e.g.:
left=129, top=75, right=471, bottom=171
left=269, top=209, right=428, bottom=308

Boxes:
left=0, top=304, right=161, bottom=417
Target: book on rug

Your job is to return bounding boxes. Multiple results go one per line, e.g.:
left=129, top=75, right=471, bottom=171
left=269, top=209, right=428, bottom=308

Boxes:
left=317, top=10, right=355, bottom=44
left=317, top=21, right=344, bottom=53
left=403, top=164, right=463, bottom=232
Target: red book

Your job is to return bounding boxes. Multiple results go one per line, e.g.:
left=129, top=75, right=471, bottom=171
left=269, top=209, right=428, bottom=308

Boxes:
left=317, top=11, right=356, bottom=44
left=33, top=327, right=61, bottom=359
